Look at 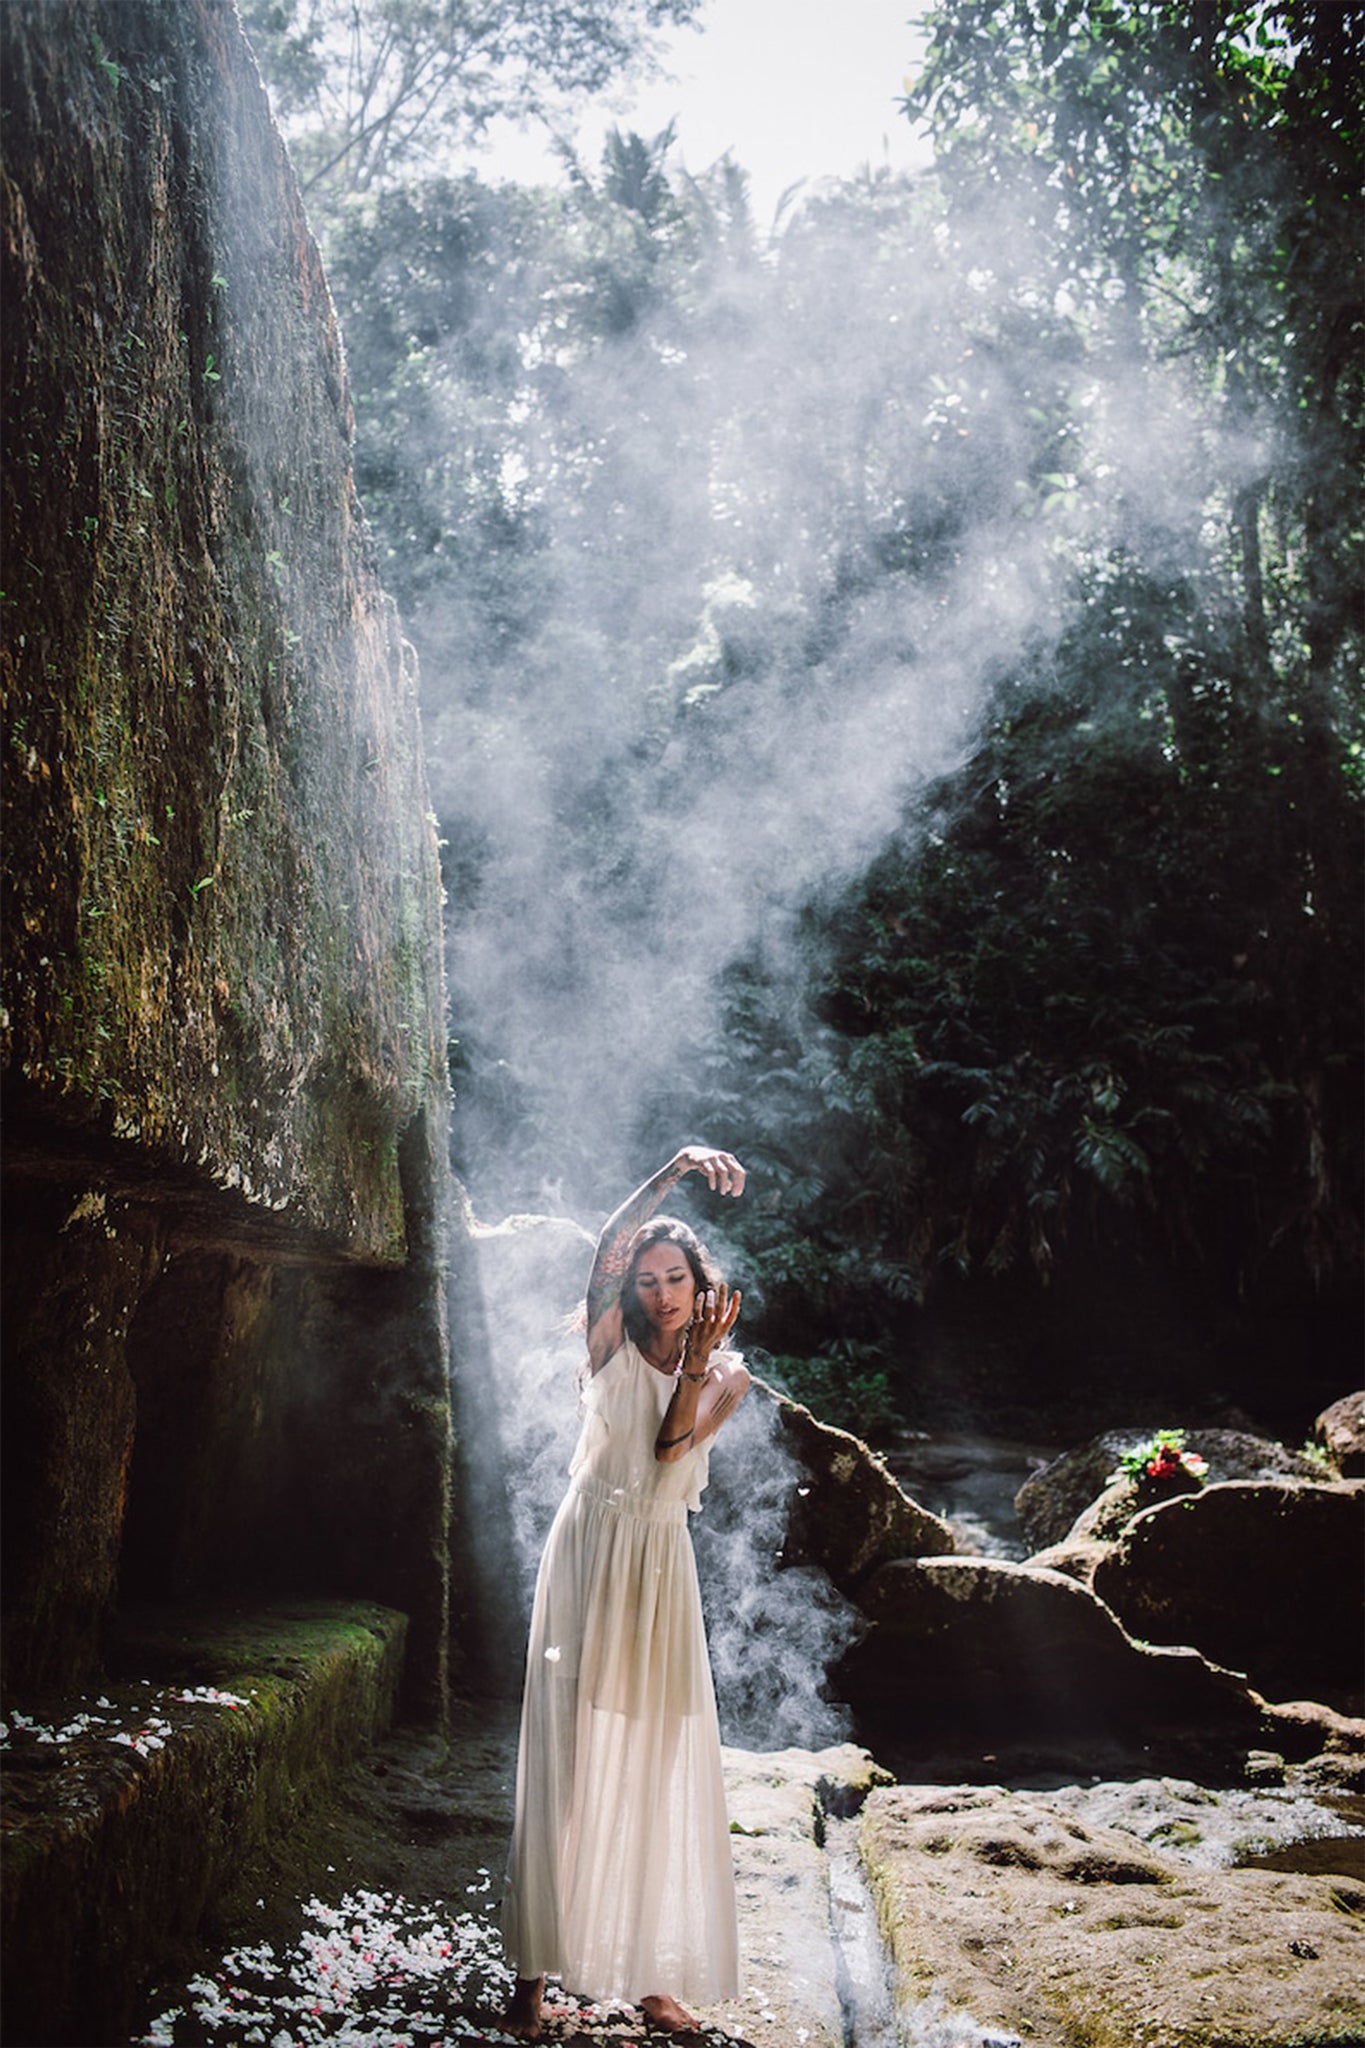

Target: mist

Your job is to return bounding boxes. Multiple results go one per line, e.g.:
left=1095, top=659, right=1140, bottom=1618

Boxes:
left=399, top=161, right=1204, bottom=1218
left=404, top=153, right=1202, bottom=1737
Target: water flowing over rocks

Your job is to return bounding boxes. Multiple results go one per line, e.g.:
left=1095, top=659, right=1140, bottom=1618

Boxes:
left=1, top=0, right=452, bottom=1698
left=717, top=1744, right=894, bottom=2048
left=3, top=0, right=452, bottom=2029
left=858, top=1780, right=1365, bottom=2048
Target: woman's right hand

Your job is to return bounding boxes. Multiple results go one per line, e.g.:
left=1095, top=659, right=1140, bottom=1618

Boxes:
left=675, top=1146, right=746, bottom=1197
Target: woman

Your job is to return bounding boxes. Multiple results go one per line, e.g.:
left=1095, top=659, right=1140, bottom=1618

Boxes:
left=501, top=1144, right=752, bottom=2039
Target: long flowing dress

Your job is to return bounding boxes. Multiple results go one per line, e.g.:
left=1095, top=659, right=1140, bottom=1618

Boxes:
left=501, top=1335, right=741, bottom=2008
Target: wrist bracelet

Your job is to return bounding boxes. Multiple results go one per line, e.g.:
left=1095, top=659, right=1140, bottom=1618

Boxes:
left=678, top=1366, right=709, bottom=1382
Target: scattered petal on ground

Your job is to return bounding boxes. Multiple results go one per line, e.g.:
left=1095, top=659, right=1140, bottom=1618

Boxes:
left=137, top=1889, right=743, bottom=2045
left=2, top=1685, right=255, bottom=1759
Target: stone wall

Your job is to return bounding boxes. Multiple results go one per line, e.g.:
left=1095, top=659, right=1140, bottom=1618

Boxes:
left=1, top=0, right=453, bottom=1711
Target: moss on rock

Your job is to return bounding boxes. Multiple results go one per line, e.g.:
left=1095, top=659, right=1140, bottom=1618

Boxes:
left=1, top=1601, right=406, bottom=2047
left=1, top=0, right=448, bottom=1256
left=0, top=0, right=453, bottom=1711
left=772, top=1390, right=956, bottom=1592
left=860, top=1781, right=1365, bottom=2048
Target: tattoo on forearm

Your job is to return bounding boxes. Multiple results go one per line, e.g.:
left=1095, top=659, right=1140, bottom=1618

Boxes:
left=587, top=1160, right=687, bottom=1321
left=656, top=1427, right=694, bottom=1451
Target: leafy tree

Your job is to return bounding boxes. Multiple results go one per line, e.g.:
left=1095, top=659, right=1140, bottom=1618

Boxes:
left=239, top=0, right=700, bottom=200
left=904, top=0, right=1364, bottom=733
left=689, top=1, right=1364, bottom=1423
left=286, top=4, right=1360, bottom=1431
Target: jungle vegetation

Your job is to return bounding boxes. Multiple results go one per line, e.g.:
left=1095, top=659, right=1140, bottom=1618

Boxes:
left=247, top=0, right=1364, bottom=1439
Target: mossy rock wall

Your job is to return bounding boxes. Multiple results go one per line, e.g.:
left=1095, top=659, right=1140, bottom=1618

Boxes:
left=1, top=0, right=446, bottom=1242
left=2, top=1602, right=408, bottom=2048
left=1, top=0, right=454, bottom=1707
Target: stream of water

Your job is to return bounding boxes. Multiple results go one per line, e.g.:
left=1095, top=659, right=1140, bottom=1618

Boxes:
left=884, top=1432, right=1058, bottom=1559
left=824, top=1817, right=899, bottom=2048
left=826, top=1817, right=1029, bottom=2048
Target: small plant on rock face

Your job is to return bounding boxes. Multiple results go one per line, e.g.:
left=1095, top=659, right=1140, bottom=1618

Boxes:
left=1113, top=1429, right=1208, bottom=1489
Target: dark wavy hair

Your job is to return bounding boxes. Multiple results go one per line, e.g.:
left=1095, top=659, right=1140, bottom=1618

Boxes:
left=620, top=1217, right=722, bottom=1350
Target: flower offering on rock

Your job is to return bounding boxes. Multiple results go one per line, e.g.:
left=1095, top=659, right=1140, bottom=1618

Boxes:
left=1114, top=1429, right=1209, bottom=1493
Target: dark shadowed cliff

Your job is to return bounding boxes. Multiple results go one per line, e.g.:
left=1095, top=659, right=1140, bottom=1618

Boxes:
left=1, top=0, right=454, bottom=1715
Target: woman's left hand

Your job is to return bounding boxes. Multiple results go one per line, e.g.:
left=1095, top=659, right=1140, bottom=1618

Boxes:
left=688, top=1282, right=741, bottom=1367
left=675, top=1146, right=746, bottom=1197
left=658, top=1285, right=750, bottom=1458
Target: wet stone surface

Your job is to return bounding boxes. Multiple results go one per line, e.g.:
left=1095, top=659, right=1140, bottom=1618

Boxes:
left=128, top=1704, right=782, bottom=2047
left=885, top=1433, right=1056, bottom=1561
left=119, top=1702, right=1365, bottom=2048
left=861, top=1778, right=1365, bottom=2048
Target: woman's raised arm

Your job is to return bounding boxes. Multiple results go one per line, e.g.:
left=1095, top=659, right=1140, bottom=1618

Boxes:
left=585, top=1146, right=745, bottom=1370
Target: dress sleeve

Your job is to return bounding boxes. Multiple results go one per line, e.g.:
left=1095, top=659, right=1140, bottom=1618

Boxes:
left=680, top=1345, right=743, bottom=1510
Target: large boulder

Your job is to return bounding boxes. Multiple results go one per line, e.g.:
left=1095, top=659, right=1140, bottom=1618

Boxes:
left=1015, top=1428, right=1324, bottom=1553
left=1027, top=1467, right=1219, bottom=1587
left=1058, top=1468, right=1202, bottom=1557
left=773, top=1395, right=955, bottom=1594
left=1092, top=1480, right=1365, bottom=1705
left=836, top=1555, right=1263, bottom=1762
left=1, top=0, right=450, bottom=1260
left=1315, top=1391, right=1365, bottom=1477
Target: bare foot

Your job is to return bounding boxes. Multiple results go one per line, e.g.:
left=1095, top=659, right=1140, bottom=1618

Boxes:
left=500, top=1974, right=545, bottom=2040
left=640, top=1992, right=698, bottom=2033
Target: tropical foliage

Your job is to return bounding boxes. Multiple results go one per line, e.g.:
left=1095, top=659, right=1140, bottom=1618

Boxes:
left=701, top=3, right=1364, bottom=1429
left=247, top=0, right=1363, bottom=1437
left=240, top=0, right=699, bottom=195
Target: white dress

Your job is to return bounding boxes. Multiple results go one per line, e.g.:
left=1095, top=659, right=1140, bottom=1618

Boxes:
left=501, top=1336, right=741, bottom=2007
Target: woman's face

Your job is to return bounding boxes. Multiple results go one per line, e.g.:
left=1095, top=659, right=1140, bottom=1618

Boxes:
left=630, top=1241, right=698, bottom=1342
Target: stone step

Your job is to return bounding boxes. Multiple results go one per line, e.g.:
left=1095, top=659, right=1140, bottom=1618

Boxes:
left=0, top=1600, right=407, bottom=2047
left=17, top=1674, right=1357, bottom=2048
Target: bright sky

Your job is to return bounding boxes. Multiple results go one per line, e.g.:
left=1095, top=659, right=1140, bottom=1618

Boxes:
left=475, top=0, right=933, bottom=226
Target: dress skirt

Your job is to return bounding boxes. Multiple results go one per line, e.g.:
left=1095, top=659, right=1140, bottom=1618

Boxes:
left=501, top=1457, right=740, bottom=2006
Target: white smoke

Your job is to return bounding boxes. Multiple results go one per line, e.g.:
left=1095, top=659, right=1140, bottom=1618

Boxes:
left=422, top=190, right=1092, bottom=1207
left=422, top=156, right=1241, bottom=1718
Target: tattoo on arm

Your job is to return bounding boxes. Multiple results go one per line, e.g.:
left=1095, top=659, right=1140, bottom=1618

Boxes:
left=656, top=1426, right=694, bottom=1451
left=586, top=1157, right=688, bottom=1325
